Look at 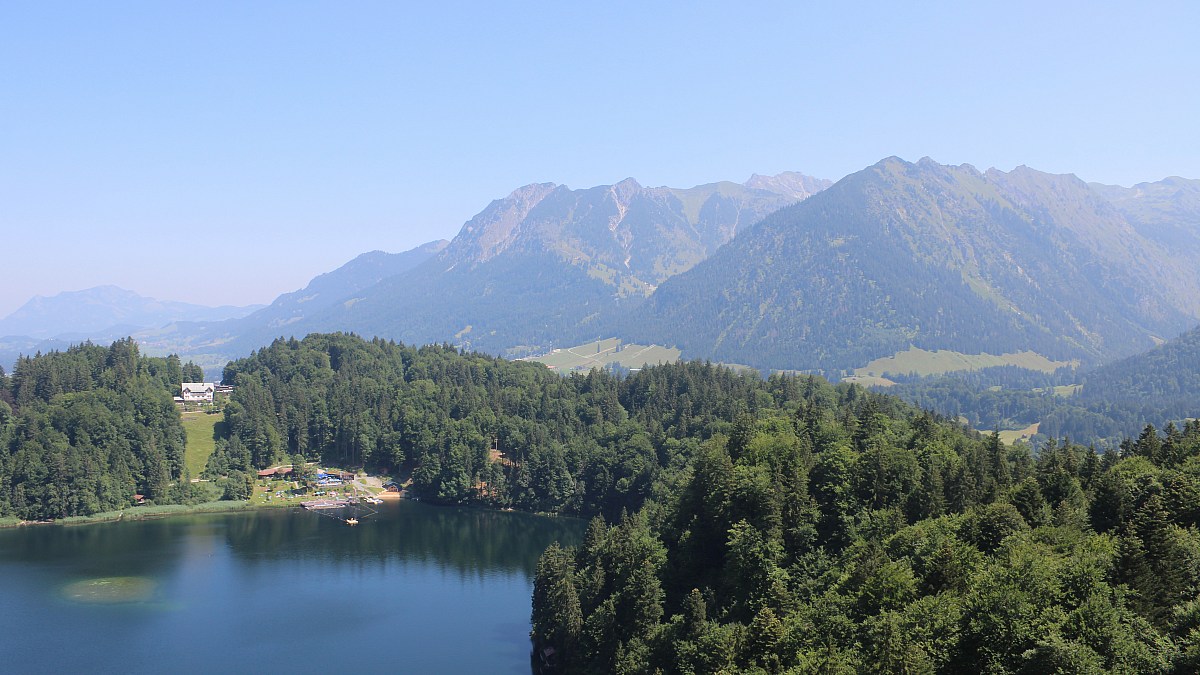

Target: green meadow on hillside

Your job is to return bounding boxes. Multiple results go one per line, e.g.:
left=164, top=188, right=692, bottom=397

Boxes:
left=854, top=346, right=1075, bottom=378
left=525, top=338, right=680, bottom=372
left=182, top=412, right=221, bottom=479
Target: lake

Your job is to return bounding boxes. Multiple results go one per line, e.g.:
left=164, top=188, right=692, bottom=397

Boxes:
left=0, top=501, right=583, bottom=674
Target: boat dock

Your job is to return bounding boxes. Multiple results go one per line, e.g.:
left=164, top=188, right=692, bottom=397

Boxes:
left=300, top=497, right=354, bottom=510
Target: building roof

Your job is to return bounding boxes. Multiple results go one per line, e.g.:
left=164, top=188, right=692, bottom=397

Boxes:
left=182, top=382, right=215, bottom=393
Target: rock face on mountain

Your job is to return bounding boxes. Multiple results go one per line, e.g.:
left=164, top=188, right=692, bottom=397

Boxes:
left=275, top=173, right=830, bottom=354
left=439, top=174, right=830, bottom=296
left=620, top=157, right=1200, bottom=371
left=0, top=285, right=262, bottom=340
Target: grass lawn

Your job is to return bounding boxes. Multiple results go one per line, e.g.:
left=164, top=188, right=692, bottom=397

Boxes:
left=181, top=412, right=222, bottom=478
left=999, top=422, right=1041, bottom=445
left=842, top=374, right=897, bottom=388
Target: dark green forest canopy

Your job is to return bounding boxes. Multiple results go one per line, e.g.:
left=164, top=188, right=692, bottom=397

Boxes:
left=217, top=332, right=880, bottom=518
left=0, top=339, right=192, bottom=520
left=532, top=410, right=1200, bottom=672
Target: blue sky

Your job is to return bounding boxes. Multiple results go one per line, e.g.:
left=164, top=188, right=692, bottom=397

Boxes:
left=2, top=1, right=1197, bottom=318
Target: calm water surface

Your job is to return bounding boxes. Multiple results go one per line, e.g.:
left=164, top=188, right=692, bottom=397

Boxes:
left=0, top=501, right=582, bottom=674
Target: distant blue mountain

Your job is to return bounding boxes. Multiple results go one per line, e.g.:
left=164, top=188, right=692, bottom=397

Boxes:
left=130, top=239, right=451, bottom=375
left=0, top=285, right=264, bottom=341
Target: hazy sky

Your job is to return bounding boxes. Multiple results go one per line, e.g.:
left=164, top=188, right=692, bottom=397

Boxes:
left=3, top=1, right=1198, bottom=318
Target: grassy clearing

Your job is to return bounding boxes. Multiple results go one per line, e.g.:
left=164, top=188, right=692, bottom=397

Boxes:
left=181, top=412, right=221, bottom=478
left=719, top=363, right=765, bottom=375
left=854, top=347, right=1076, bottom=378
left=526, top=338, right=681, bottom=372
left=842, top=375, right=897, bottom=388
left=999, top=422, right=1040, bottom=445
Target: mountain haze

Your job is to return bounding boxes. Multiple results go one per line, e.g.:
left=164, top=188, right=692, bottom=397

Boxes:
left=239, top=239, right=450, bottom=331
left=134, top=239, right=450, bottom=365
left=0, top=285, right=262, bottom=340
left=1091, top=176, right=1200, bottom=259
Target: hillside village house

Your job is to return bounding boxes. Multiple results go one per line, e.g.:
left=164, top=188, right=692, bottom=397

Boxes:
left=174, top=382, right=234, bottom=404
left=179, top=382, right=216, bottom=403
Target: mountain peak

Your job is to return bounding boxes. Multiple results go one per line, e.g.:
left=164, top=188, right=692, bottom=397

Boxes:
left=611, top=177, right=643, bottom=202
left=745, top=171, right=832, bottom=200
left=504, top=182, right=558, bottom=203
left=450, top=183, right=560, bottom=263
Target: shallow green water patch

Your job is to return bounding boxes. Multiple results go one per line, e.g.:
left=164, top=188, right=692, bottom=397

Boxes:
left=61, top=576, right=158, bottom=604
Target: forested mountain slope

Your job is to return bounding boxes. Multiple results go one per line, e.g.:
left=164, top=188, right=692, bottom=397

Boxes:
left=135, top=239, right=449, bottom=364
left=1078, top=324, right=1200, bottom=412
left=868, top=323, right=1200, bottom=450
left=10, top=333, right=1200, bottom=670
left=622, top=157, right=1200, bottom=371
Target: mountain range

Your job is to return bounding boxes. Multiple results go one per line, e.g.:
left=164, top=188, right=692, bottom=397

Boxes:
left=622, top=157, right=1200, bottom=371
left=127, top=172, right=829, bottom=371
left=3, top=159, right=1198, bottom=384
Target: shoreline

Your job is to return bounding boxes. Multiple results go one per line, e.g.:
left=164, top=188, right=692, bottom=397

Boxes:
left=1, top=469, right=410, bottom=529
left=1, top=498, right=303, bottom=529
left=19, top=500, right=263, bottom=528
left=1, top=484, right=583, bottom=530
